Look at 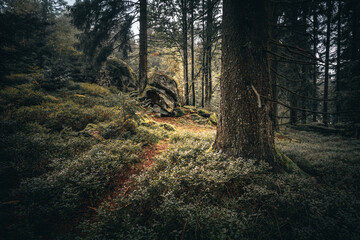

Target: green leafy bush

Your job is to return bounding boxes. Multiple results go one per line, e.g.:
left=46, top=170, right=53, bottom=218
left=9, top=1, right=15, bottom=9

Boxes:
left=80, top=129, right=360, bottom=240
left=0, top=81, right=166, bottom=239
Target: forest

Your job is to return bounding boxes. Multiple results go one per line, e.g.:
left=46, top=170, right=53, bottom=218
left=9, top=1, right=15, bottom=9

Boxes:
left=0, top=0, right=359, bottom=239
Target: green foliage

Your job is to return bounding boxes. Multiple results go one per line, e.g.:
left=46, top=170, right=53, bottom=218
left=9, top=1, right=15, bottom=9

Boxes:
left=80, top=129, right=360, bottom=240
left=209, top=113, right=218, bottom=125
left=130, top=125, right=168, bottom=145
left=277, top=128, right=360, bottom=195
left=0, top=84, right=47, bottom=109
left=71, top=0, right=134, bottom=65
left=197, top=109, right=211, bottom=118
left=79, top=82, right=111, bottom=96
left=173, top=107, right=185, bottom=117
left=1, top=75, right=359, bottom=240
left=0, top=80, right=169, bottom=239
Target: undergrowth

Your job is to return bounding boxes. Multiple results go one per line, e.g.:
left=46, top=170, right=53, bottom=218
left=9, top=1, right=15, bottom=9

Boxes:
left=79, top=129, right=360, bottom=240
left=1, top=79, right=359, bottom=240
left=0, top=81, right=169, bottom=239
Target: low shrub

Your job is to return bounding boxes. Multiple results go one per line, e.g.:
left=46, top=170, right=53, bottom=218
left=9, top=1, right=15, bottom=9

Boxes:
left=80, top=129, right=360, bottom=240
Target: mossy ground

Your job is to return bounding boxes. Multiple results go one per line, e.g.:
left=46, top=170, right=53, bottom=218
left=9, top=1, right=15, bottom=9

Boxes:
left=1, top=82, right=359, bottom=240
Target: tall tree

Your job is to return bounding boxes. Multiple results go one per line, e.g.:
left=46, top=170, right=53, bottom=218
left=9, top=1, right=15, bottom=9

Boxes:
left=201, top=0, right=206, bottom=107
left=335, top=0, right=342, bottom=123
left=71, top=0, right=134, bottom=67
left=202, top=0, right=220, bottom=108
left=138, top=0, right=148, bottom=93
left=312, top=2, right=319, bottom=122
left=214, top=0, right=276, bottom=162
left=182, top=0, right=190, bottom=105
left=180, top=0, right=190, bottom=104
left=323, top=0, right=332, bottom=126
left=190, top=0, right=196, bottom=106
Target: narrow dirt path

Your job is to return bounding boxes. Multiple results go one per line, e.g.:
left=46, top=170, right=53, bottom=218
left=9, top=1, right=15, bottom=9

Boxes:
left=90, top=116, right=215, bottom=212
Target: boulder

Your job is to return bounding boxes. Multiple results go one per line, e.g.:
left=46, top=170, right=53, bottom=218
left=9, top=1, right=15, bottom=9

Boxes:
left=142, top=73, right=179, bottom=116
left=97, top=57, right=137, bottom=92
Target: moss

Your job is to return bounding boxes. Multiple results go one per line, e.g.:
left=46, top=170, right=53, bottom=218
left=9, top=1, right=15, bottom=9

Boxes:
left=123, top=119, right=138, bottom=133
left=191, top=113, right=201, bottom=121
left=209, top=113, right=218, bottom=125
left=198, top=109, right=211, bottom=118
left=173, top=107, right=185, bottom=117
left=98, top=121, right=122, bottom=139
left=79, top=83, right=111, bottom=96
left=182, top=105, right=197, bottom=114
left=0, top=84, right=47, bottom=107
left=274, top=145, right=307, bottom=176
left=160, top=123, right=176, bottom=131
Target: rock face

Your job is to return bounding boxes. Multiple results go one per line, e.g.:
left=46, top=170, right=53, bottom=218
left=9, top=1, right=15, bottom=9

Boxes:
left=97, top=57, right=137, bottom=92
left=142, top=73, right=179, bottom=116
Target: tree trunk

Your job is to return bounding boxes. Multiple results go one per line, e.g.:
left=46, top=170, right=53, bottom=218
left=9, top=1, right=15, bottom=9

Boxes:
left=214, top=0, right=276, bottom=162
left=206, top=40, right=212, bottom=107
left=191, top=0, right=196, bottom=106
left=312, top=7, right=318, bottom=122
left=301, top=7, right=308, bottom=124
left=290, top=93, right=298, bottom=125
left=323, top=0, right=332, bottom=126
left=269, top=4, right=278, bottom=131
left=271, top=60, right=278, bottom=130
left=138, top=0, right=148, bottom=93
left=351, top=0, right=359, bottom=61
left=201, top=0, right=205, bottom=108
left=301, top=66, right=307, bottom=124
left=182, top=0, right=189, bottom=105
left=335, top=0, right=341, bottom=123
left=204, top=0, right=213, bottom=108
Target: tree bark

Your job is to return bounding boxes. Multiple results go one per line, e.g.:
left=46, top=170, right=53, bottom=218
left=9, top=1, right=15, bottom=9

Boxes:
left=269, top=4, right=278, bottom=131
left=204, top=0, right=213, bottom=108
left=323, top=0, right=332, bottom=126
left=312, top=6, right=318, bottom=122
left=181, top=0, right=190, bottom=105
left=138, top=0, right=148, bottom=93
left=335, top=0, right=341, bottom=123
left=214, top=0, right=276, bottom=162
left=201, top=0, right=206, bottom=107
left=301, top=7, right=308, bottom=124
left=190, top=0, right=196, bottom=106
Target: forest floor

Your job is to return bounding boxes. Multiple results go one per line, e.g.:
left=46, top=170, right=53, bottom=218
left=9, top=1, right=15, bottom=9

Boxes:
left=100, top=115, right=217, bottom=208
left=1, top=82, right=359, bottom=240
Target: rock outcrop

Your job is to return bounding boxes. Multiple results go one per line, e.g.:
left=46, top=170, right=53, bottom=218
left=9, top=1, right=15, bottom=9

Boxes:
left=141, top=73, right=179, bottom=116
left=97, top=57, right=137, bottom=92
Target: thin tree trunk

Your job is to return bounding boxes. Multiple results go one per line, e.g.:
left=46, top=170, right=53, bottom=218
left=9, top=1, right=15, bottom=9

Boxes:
left=201, top=0, right=205, bottom=107
left=312, top=7, right=318, bottom=122
left=323, top=0, right=332, bottom=126
left=191, top=0, right=196, bottom=106
left=204, top=0, right=213, bottom=108
left=335, top=0, right=341, bottom=123
left=301, top=7, right=308, bottom=124
left=182, top=0, right=189, bottom=105
left=138, top=0, right=148, bottom=93
left=289, top=12, right=298, bottom=125
left=271, top=60, right=278, bottom=129
left=269, top=4, right=278, bottom=130
left=214, top=0, right=276, bottom=162
left=207, top=38, right=212, bottom=107
left=290, top=93, right=298, bottom=125
left=351, top=0, right=359, bottom=61
left=204, top=49, right=209, bottom=105
left=301, top=66, right=307, bottom=124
